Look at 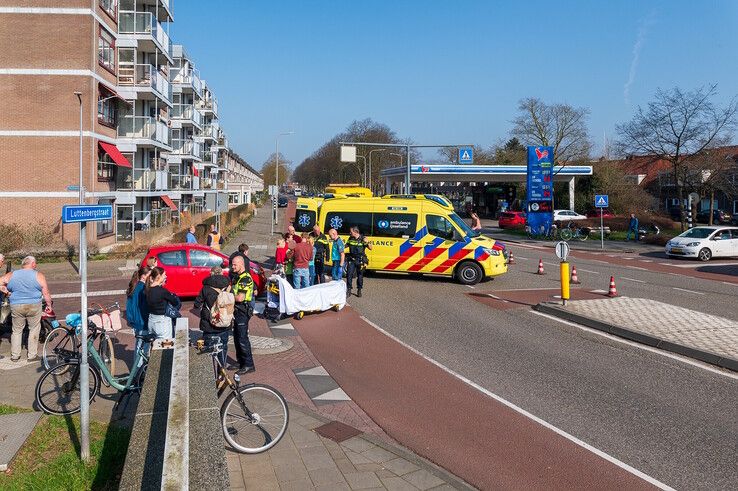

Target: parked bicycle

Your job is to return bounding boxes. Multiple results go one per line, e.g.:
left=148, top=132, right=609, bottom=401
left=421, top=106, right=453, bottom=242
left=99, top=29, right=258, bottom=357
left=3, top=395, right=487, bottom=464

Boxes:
left=196, top=338, right=288, bottom=454
left=42, top=303, right=120, bottom=383
left=559, top=222, right=591, bottom=241
left=525, top=223, right=559, bottom=241
left=35, top=321, right=151, bottom=416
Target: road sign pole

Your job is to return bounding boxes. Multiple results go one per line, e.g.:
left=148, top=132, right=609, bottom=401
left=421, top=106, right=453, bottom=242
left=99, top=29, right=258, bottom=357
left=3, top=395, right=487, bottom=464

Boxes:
left=600, top=207, right=604, bottom=250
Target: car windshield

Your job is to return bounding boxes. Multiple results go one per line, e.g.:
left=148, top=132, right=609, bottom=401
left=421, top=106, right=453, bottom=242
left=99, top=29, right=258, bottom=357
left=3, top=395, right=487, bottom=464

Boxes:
left=678, top=228, right=713, bottom=239
left=449, top=213, right=480, bottom=237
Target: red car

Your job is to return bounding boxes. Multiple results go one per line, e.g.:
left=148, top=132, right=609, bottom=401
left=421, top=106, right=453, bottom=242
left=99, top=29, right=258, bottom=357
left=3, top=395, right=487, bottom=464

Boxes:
left=498, top=211, right=526, bottom=229
left=142, top=244, right=266, bottom=298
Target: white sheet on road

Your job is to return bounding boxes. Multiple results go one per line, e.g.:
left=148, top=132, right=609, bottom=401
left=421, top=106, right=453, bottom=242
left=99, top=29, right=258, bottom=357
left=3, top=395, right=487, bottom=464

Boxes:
left=276, top=276, right=346, bottom=315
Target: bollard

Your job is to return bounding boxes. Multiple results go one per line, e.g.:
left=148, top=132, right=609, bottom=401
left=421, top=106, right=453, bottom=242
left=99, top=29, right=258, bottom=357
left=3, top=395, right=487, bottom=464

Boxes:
left=508, top=251, right=515, bottom=265
left=560, top=262, right=570, bottom=306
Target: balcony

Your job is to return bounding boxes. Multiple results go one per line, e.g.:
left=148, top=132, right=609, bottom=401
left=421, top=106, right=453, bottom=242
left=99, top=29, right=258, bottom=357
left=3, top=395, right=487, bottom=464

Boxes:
left=202, top=150, right=217, bottom=166
left=118, top=64, right=172, bottom=104
left=196, top=98, right=218, bottom=117
left=171, top=138, right=202, bottom=160
left=168, top=173, right=192, bottom=191
left=171, top=104, right=202, bottom=128
left=118, top=115, right=170, bottom=147
left=201, top=177, right=213, bottom=189
left=172, top=67, right=202, bottom=96
left=119, top=11, right=172, bottom=59
left=216, top=179, right=226, bottom=190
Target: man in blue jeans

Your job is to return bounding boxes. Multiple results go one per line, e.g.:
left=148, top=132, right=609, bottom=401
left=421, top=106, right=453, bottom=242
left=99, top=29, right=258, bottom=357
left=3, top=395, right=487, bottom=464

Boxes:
left=292, top=233, right=313, bottom=289
left=329, top=228, right=345, bottom=280
left=626, top=213, right=639, bottom=241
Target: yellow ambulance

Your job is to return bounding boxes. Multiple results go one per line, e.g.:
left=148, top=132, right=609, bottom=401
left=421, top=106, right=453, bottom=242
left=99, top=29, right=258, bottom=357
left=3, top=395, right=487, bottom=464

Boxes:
left=294, top=194, right=507, bottom=285
left=324, top=184, right=372, bottom=198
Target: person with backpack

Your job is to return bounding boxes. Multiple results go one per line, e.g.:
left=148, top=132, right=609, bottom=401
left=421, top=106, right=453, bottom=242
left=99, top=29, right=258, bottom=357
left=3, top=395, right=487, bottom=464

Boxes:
left=125, top=266, right=151, bottom=353
left=194, top=266, right=233, bottom=367
left=230, top=256, right=255, bottom=375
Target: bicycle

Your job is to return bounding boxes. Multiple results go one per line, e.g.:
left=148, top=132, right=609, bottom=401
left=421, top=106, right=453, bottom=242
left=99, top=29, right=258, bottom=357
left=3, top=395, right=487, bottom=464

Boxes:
left=559, top=222, right=590, bottom=241
left=195, top=338, right=289, bottom=454
left=42, top=303, right=120, bottom=380
left=526, top=223, right=559, bottom=241
left=34, top=322, right=152, bottom=416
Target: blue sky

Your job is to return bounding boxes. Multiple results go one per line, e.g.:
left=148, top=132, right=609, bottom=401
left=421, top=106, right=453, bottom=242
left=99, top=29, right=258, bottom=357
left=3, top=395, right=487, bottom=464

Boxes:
left=171, top=0, right=738, bottom=170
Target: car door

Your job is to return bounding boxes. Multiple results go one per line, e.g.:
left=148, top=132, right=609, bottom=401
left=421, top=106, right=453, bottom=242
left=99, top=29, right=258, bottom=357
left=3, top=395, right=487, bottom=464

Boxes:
left=188, top=249, right=226, bottom=295
left=155, top=249, right=189, bottom=296
left=372, top=211, right=419, bottom=270
left=728, top=230, right=738, bottom=257
left=419, top=214, right=461, bottom=273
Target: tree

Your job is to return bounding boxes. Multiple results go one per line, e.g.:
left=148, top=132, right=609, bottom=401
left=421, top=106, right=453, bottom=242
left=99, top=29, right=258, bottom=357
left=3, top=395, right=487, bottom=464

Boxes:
left=261, top=152, right=292, bottom=190
left=616, top=84, right=738, bottom=230
left=493, top=137, right=526, bottom=165
left=691, top=148, right=738, bottom=225
left=511, top=98, right=592, bottom=166
left=436, top=145, right=494, bottom=165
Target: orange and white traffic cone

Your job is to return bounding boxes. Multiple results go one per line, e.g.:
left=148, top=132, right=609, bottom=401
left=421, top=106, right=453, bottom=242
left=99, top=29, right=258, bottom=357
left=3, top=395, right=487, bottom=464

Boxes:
left=608, top=276, right=618, bottom=297
left=507, top=251, right=515, bottom=264
left=537, top=258, right=545, bottom=275
left=571, top=265, right=581, bottom=284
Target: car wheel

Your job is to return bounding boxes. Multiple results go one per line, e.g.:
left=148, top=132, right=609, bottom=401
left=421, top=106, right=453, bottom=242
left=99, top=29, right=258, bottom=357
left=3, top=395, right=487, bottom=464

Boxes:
left=456, top=261, right=483, bottom=285
left=698, top=248, right=712, bottom=262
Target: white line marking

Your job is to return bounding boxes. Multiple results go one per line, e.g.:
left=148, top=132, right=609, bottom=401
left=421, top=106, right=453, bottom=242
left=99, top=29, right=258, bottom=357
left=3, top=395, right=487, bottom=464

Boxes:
left=531, top=311, right=738, bottom=381
left=621, top=277, right=646, bottom=283
left=514, top=256, right=529, bottom=260
left=622, top=257, right=634, bottom=260
left=640, top=260, right=654, bottom=263
left=589, top=289, right=608, bottom=294
left=543, top=261, right=558, bottom=267
left=722, top=282, right=738, bottom=287
left=55, top=289, right=125, bottom=298
left=577, top=268, right=601, bottom=274
left=626, top=266, right=648, bottom=271
left=359, top=315, right=676, bottom=490
left=466, top=285, right=475, bottom=289
left=672, top=287, right=705, bottom=295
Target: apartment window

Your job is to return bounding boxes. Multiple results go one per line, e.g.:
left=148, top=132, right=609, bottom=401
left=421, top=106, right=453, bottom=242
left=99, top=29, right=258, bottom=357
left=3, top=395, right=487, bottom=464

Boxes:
left=98, top=152, right=115, bottom=181
left=98, top=28, right=115, bottom=72
left=97, top=199, right=114, bottom=238
left=97, top=89, right=117, bottom=127
left=99, top=0, right=117, bottom=19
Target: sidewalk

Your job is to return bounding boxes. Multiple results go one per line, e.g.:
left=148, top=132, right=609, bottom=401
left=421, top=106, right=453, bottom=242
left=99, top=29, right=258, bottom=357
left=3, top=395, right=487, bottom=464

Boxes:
left=536, top=297, right=738, bottom=371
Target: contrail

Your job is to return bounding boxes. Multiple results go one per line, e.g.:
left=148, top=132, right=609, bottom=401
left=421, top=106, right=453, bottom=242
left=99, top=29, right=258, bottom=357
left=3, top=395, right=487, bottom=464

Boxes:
left=624, top=11, right=656, bottom=105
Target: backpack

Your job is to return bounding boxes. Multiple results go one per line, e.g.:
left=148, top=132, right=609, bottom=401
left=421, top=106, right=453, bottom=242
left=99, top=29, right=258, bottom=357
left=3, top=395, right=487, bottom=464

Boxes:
left=209, top=286, right=235, bottom=328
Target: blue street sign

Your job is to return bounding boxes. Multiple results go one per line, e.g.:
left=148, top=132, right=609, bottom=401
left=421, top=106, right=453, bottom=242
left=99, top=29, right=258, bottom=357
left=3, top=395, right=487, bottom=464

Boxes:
left=458, top=147, right=474, bottom=164
left=594, top=195, right=609, bottom=208
left=66, top=185, right=80, bottom=191
left=62, top=205, right=113, bottom=224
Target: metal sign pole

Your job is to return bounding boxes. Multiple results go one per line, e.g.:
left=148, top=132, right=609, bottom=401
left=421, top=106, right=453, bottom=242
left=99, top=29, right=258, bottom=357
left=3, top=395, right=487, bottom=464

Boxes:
left=600, top=207, right=604, bottom=250
left=405, top=142, right=411, bottom=193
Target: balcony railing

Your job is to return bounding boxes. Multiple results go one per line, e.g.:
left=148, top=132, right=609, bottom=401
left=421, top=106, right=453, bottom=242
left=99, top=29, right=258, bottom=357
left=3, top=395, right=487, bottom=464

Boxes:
left=172, top=138, right=202, bottom=159
left=196, top=98, right=218, bottom=115
left=119, top=11, right=172, bottom=58
left=171, top=104, right=202, bottom=126
left=172, top=67, right=202, bottom=95
left=118, top=64, right=172, bottom=103
left=201, top=177, right=213, bottom=189
left=216, top=180, right=226, bottom=190
left=118, top=115, right=170, bottom=146
left=134, top=208, right=175, bottom=231
left=168, top=173, right=193, bottom=190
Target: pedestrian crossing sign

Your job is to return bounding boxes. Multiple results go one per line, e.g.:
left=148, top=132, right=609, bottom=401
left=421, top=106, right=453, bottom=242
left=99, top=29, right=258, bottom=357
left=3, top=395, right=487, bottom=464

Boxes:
left=458, top=147, right=473, bottom=164
left=595, top=194, right=609, bottom=208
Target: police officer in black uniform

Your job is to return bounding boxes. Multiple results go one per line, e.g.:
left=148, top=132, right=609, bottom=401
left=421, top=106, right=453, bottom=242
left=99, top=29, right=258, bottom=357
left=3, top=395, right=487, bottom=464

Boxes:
left=310, top=224, right=329, bottom=284
left=345, top=226, right=372, bottom=297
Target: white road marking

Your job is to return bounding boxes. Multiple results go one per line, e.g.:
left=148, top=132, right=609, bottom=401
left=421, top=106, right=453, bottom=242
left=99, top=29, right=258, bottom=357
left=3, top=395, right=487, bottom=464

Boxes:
left=722, top=282, right=738, bottom=287
left=359, top=314, right=675, bottom=490
left=542, top=261, right=558, bottom=267
left=514, top=256, right=529, bottom=260
left=530, top=311, right=738, bottom=381
left=669, top=262, right=738, bottom=269
left=622, top=257, right=634, bottom=260
left=590, top=289, right=608, bottom=294
left=466, top=285, right=475, bottom=289
left=577, top=268, right=601, bottom=274
left=626, top=266, right=648, bottom=271
left=54, top=289, right=125, bottom=299
left=672, top=287, right=705, bottom=295
left=640, top=260, right=654, bottom=263
left=621, top=277, right=646, bottom=283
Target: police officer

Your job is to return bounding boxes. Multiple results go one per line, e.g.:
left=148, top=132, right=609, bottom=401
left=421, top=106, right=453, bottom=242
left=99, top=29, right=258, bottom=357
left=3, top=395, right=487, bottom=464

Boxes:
left=310, top=224, right=329, bottom=284
left=345, top=226, right=372, bottom=297
left=230, top=256, right=255, bottom=374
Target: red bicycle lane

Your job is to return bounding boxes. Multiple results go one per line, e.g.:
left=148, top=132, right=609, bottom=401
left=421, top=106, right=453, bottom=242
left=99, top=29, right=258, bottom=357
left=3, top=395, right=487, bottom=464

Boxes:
left=293, top=305, right=659, bottom=490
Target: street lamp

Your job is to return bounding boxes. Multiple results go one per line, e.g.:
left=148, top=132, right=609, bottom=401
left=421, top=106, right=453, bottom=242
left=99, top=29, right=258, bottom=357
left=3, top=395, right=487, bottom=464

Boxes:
left=367, top=148, right=385, bottom=194
left=274, top=131, right=294, bottom=233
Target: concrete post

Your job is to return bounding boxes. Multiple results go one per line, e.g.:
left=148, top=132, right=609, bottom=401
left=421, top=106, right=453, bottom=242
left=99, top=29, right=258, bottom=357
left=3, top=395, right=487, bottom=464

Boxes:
left=568, top=177, right=575, bottom=210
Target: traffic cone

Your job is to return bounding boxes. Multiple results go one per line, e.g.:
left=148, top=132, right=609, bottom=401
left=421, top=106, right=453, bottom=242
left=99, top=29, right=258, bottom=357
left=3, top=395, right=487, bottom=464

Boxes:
left=507, top=251, right=515, bottom=264
left=537, top=258, right=545, bottom=275
left=571, top=265, right=581, bottom=284
left=607, top=276, right=618, bottom=297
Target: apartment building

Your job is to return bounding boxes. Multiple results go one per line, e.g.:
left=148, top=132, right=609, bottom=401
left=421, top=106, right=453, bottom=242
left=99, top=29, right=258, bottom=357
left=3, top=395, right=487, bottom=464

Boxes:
left=225, top=150, right=264, bottom=207
left=0, top=0, right=235, bottom=247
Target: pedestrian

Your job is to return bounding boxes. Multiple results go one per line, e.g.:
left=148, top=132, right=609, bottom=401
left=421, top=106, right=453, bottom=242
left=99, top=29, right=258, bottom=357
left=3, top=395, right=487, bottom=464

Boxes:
left=185, top=225, right=197, bottom=244
left=229, top=243, right=250, bottom=281
left=126, top=266, right=151, bottom=353
left=145, top=267, right=181, bottom=339
left=207, top=223, right=224, bottom=250
left=626, top=213, right=639, bottom=241
left=345, top=226, right=372, bottom=297
left=284, top=232, right=297, bottom=251
left=194, top=266, right=232, bottom=368
left=310, top=225, right=329, bottom=284
left=286, top=225, right=302, bottom=244
left=230, top=256, right=255, bottom=375
left=0, top=255, right=53, bottom=362
left=328, top=228, right=345, bottom=281
left=470, top=211, right=482, bottom=231
left=275, top=237, right=288, bottom=273
left=292, top=233, right=312, bottom=289
left=307, top=236, right=316, bottom=285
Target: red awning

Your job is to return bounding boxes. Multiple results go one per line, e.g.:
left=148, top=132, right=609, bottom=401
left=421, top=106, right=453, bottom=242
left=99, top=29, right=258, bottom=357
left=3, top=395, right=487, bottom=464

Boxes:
left=98, top=83, right=132, bottom=106
left=98, top=142, right=132, bottom=168
left=161, top=195, right=177, bottom=211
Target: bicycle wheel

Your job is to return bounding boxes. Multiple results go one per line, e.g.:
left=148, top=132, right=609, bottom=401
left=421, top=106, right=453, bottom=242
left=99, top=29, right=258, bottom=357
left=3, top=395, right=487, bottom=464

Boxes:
left=42, top=327, right=78, bottom=370
left=97, top=334, right=116, bottom=380
left=221, top=383, right=289, bottom=454
left=577, top=228, right=589, bottom=241
left=35, top=361, right=101, bottom=416
left=559, top=228, right=573, bottom=241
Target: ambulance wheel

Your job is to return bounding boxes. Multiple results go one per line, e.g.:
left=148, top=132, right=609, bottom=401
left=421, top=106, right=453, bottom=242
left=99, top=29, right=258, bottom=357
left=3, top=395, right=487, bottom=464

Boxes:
left=295, top=311, right=304, bottom=320
left=456, top=261, right=482, bottom=285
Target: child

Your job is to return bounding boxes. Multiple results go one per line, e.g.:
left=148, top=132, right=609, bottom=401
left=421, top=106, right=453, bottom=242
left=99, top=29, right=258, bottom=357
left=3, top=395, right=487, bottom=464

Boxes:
left=275, top=238, right=287, bottom=268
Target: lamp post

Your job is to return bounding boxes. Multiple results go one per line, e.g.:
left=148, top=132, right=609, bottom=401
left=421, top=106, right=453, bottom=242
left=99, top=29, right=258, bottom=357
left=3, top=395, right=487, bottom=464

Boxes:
left=356, top=155, right=366, bottom=186
left=367, top=148, right=385, bottom=194
left=273, top=131, right=293, bottom=233
left=73, top=91, right=91, bottom=462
